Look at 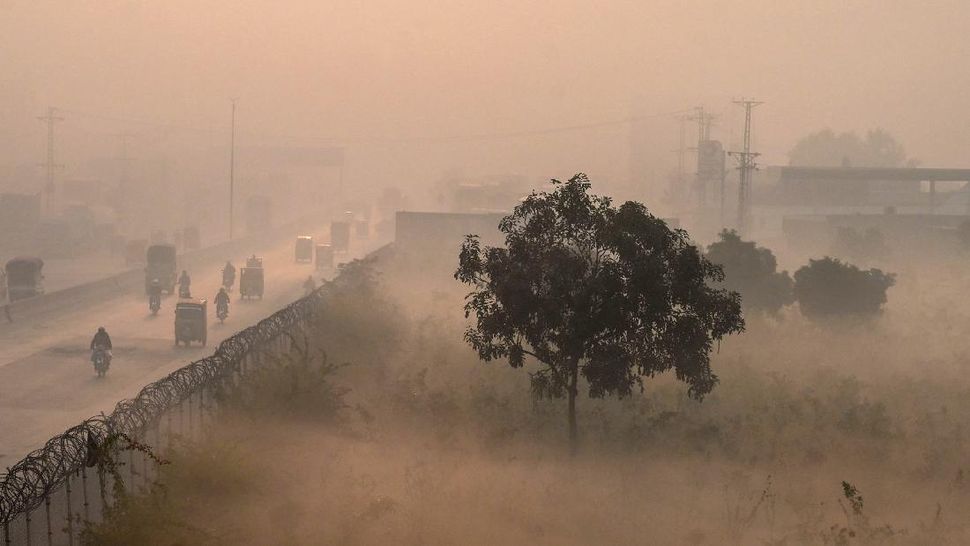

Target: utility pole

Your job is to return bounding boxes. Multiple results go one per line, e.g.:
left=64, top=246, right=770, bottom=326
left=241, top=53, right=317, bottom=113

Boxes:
left=114, top=133, right=135, bottom=227
left=688, top=106, right=716, bottom=207
left=689, top=106, right=715, bottom=141
left=37, top=107, right=64, bottom=214
left=675, top=114, right=689, bottom=205
left=229, top=99, right=237, bottom=240
left=728, top=98, right=763, bottom=234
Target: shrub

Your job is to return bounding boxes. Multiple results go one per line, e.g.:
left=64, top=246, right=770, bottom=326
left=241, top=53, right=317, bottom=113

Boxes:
left=706, top=230, right=794, bottom=314
left=793, top=257, right=895, bottom=318
left=226, top=334, right=349, bottom=421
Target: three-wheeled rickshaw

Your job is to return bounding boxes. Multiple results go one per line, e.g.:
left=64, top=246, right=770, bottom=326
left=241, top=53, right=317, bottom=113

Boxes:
left=240, top=256, right=264, bottom=300
left=315, top=243, right=333, bottom=270
left=5, top=257, right=45, bottom=302
left=175, top=298, right=207, bottom=347
left=295, top=236, right=313, bottom=263
left=330, top=221, right=350, bottom=252
left=146, top=244, right=177, bottom=294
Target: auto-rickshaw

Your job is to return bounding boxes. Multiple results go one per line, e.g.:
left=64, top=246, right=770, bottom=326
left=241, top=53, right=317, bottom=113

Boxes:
left=5, top=257, right=44, bottom=302
left=146, top=244, right=177, bottom=294
left=295, top=236, right=313, bottom=263
left=330, top=221, right=350, bottom=252
left=355, top=219, right=369, bottom=239
left=240, top=261, right=264, bottom=300
left=315, top=243, right=333, bottom=270
left=175, top=298, right=207, bottom=347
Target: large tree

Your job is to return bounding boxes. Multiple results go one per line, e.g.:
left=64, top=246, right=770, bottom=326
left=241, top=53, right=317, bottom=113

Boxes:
left=455, top=174, right=744, bottom=450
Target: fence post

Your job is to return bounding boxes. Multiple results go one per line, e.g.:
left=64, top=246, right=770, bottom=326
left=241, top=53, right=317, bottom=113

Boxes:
left=45, top=495, right=52, bottom=546
left=98, top=466, right=107, bottom=514
left=26, top=508, right=33, bottom=546
left=143, top=452, right=149, bottom=489
left=128, top=443, right=136, bottom=492
left=187, top=391, right=194, bottom=439
left=81, top=466, right=90, bottom=524
left=65, top=473, right=74, bottom=546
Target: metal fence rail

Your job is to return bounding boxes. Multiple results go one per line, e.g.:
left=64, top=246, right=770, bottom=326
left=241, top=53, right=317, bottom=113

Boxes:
left=0, top=281, right=326, bottom=545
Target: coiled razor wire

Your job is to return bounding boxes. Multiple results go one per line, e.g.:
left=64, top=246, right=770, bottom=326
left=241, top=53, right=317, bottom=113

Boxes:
left=0, top=280, right=330, bottom=527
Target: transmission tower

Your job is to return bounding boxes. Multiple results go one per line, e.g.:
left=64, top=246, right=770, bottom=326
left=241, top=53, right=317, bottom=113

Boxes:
left=727, top=98, right=763, bottom=234
left=689, top=106, right=715, bottom=142
left=37, top=107, right=64, bottom=213
left=688, top=106, right=716, bottom=207
left=676, top=114, right=688, bottom=195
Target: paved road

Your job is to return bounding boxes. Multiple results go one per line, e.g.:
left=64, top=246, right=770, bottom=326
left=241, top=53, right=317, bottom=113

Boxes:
left=0, top=230, right=379, bottom=465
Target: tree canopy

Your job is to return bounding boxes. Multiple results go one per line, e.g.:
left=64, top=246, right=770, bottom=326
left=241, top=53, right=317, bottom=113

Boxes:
left=706, top=230, right=794, bottom=315
left=793, top=257, right=895, bottom=319
left=788, top=128, right=915, bottom=168
left=455, top=174, right=744, bottom=449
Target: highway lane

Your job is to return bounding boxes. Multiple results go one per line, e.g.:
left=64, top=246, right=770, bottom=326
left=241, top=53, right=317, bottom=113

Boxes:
left=0, top=228, right=379, bottom=465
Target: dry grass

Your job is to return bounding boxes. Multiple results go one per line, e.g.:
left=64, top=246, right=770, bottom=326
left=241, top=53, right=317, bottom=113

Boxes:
left=84, top=251, right=970, bottom=545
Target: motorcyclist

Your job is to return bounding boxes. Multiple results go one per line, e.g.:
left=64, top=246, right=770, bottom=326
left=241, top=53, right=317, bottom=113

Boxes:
left=222, top=261, right=236, bottom=288
left=215, top=286, right=230, bottom=309
left=178, top=270, right=191, bottom=298
left=303, top=275, right=316, bottom=296
left=148, top=278, right=162, bottom=311
left=90, top=326, right=113, bottom=365
left=215, top=287, right=230, bottom=319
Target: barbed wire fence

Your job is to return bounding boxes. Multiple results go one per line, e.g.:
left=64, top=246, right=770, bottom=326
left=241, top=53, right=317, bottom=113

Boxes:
left=0, top=280, right=329, bottom=546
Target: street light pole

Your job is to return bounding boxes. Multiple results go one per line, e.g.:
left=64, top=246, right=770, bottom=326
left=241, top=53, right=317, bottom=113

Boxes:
left=229, top=99, right=236, bottom=240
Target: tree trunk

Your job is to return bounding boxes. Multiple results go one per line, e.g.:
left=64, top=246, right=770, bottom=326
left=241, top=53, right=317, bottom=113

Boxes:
left=567, top=360, right=579, bottom=455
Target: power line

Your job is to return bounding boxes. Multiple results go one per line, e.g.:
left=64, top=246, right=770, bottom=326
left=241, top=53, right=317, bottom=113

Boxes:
left=59, top=107, right=690, bottom=146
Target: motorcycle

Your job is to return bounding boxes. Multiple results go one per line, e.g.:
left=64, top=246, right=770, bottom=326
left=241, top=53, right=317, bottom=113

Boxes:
left=92, top=347, right=111, bottom=378
left=149, top=294, right=161, bottom=315
left=216, top=301, right=229, bottom=323
left=222, top=270, right=235, bottom=293
left=178, top=284, right=191, bottom=299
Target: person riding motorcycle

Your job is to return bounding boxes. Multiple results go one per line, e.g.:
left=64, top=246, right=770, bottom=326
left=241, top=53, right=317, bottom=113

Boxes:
left=178, top=270, right=191, bottom=298
left=222, top=261, right=236, bottom=289
left=214, top=287, right=230, bottom=319
left=148, top=278, right=162, bottom=312
left=90, top=326, right=113, bottom=365
left=303, top=275, right=316, bottom=296
left=215, top=286, right=230, bottom=308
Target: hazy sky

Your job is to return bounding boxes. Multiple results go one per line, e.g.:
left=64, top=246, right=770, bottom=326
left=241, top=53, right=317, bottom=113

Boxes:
left=2, top=0, right=969, bottom=187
